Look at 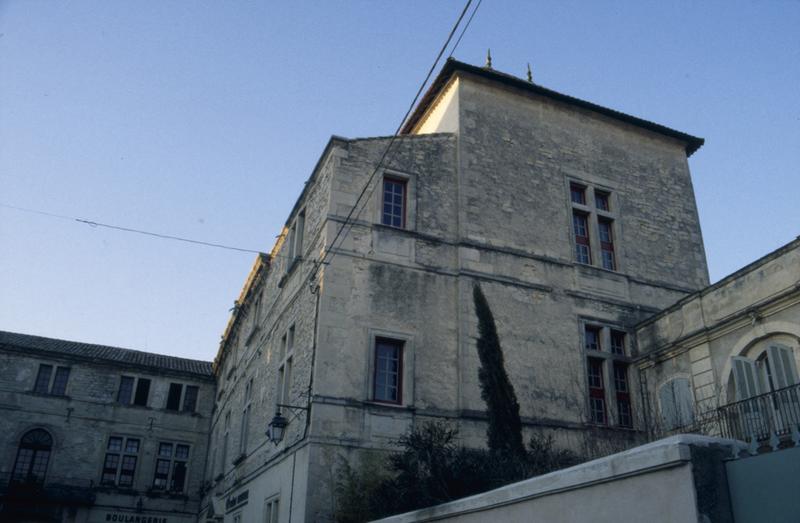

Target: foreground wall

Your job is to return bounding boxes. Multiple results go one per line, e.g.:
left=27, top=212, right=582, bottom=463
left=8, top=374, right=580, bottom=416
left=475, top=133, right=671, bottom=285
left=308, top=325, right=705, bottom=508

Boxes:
left=373, top=435, right=742, bottom=523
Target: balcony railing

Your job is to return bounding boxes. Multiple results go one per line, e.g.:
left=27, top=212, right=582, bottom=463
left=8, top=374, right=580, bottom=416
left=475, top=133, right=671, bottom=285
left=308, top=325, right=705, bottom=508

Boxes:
left=717, top=383, right=800, bottom=442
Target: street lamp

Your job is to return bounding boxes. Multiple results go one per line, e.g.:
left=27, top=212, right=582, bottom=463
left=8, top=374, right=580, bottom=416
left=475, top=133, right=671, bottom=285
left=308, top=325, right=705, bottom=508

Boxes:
left=266, top=403, right=309, bottom=445
left=266, top=412, right=289, bottom=444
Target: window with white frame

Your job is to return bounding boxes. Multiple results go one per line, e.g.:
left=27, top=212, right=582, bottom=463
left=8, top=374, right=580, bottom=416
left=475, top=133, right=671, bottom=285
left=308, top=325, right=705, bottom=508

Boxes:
left=581, top=323, right=632, bottom=428
left=373, top=338, right=403, bottom=404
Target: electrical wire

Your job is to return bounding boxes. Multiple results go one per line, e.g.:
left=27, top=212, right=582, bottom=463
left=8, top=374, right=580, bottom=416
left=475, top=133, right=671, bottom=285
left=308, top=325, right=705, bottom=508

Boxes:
left=0, top=202, right=266, bottom=255
left=307, top=0, right=480, bottom=284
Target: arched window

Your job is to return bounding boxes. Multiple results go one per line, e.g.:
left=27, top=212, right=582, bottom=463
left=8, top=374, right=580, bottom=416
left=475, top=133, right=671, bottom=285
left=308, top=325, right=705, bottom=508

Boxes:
left=12, top=429, right=52, bottom=484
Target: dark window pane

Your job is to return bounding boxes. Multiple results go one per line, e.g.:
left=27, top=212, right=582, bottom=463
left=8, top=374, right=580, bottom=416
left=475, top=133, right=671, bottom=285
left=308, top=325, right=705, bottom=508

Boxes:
left=134, top=378, right=150, bottom=406
left=570, top=183, right=586, bottom=205
left=595, top=191, right=610, bottom=211
left=125, top=438, right=140, bottom=454
left=175, top=444, right=190, bottom=460
left=614, top=363, right=629, bottom=392
left=374, top=339, right=402, bottom=403
left=158, top=442, right=173, bottom=458
left=152, top=459, right=170, bottom=489
left=107, top=437, right=123, bottom=452
left=118, top=376, right=134, bottom=404
left=183, top=386, right=199, bottom=412
left=166, top=383, right=182, bottom=410
left=585, top=327, right=601, bottom=351
left=381, top=179, right=405, bottom=228
left=50, top=367, right=70, bottom=395
left=34, top=365, right=53, bottom=393
left=171, top=461, right=187, bottom=492
left=610, top=331, right=625, bottom=355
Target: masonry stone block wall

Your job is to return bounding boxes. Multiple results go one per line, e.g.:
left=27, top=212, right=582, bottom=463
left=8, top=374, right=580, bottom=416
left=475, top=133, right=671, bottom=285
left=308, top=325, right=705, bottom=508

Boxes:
left=203, top=60, right=713, bottom=523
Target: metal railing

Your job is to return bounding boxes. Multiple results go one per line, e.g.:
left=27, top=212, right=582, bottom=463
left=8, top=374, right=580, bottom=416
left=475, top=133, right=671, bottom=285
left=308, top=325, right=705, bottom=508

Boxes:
left=717, top=383, right=800, bottom=442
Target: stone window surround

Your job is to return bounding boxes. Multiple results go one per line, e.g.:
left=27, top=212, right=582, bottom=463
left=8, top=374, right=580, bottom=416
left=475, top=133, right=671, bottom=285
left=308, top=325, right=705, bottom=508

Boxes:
left=374, top=168, right=417, bottom=232
left=100, top=434, right=140, bottom=487
left=567, top=178, right=620, bottom=272
left=364, top=328, right=415, bottom=407
left=151, top=440, right=191, bottom=493
left=32, top=363, right=71, bottom=396
left=580, top=319, right=634, bottom=429
left=165, top=382, right=200, bottom=413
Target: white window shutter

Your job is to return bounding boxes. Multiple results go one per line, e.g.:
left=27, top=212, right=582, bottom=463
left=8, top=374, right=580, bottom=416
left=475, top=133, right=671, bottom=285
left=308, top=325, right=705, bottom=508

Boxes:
left=767, top=345, right=799, bottom=389
left=732, top=357, right=759, bottom=400
left=659, top=381, right=678, bottom=429
left=674, top=378, right=695, bottom=426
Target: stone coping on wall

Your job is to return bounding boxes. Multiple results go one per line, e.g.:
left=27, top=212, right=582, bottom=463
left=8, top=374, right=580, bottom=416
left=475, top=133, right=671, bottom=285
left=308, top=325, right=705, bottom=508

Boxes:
left=372, top=435, right=746, bottom=523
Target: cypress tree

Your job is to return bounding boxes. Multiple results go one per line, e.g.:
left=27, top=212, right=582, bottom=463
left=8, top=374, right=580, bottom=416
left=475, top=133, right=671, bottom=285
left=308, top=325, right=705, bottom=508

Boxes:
left=472, top=283, right=525, bottom=457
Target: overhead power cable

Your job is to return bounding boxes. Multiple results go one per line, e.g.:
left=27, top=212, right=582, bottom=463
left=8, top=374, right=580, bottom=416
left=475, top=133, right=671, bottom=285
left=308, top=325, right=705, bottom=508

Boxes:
left=308, top=0, right=480, bottom=284
left=0, top=203, right=266, bottom=255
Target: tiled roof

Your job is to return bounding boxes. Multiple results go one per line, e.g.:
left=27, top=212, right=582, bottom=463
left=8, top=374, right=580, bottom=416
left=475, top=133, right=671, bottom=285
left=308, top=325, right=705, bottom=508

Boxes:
left=0, top=331, right=213, bottom=378
left=402, top=59, right=704, bottom=156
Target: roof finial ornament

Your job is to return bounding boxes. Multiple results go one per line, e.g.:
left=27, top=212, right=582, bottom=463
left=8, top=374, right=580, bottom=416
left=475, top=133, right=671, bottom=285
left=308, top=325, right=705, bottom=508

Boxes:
left=485, top=49, right=492, bottom=69
left=526, top=63, right=533, bottom=83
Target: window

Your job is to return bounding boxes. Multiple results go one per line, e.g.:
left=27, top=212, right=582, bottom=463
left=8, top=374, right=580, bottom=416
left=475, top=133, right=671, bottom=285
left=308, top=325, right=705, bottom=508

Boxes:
left=659, top=378, right=694, bottom=430
left=595, top=190, right=610, bottom=211
left=610, top=330, right=625, bottom=355
left=166, top=383, right=182, bottom=410
left=276, top=325, right=295, bottom=408
left=12, top=429, right=52, bottom=484
left=381, top=177, right=406, bottom=228
left=165, top=383, right=199, bottom=412
left=222, top=411, right=231, bottom=472
left=598, top=218, right=616, bottom=270
left=587, top=358, right=606, bottom=424
left=569, top=181, right=618, bottom=270
left=32, top=364, right=71, bottom=395
left=240, top=379, right=253, bottom=455
left=152, top=442, right=189, bottom=492
left=183, top=385, right=199, bottom=412
left=101, top=436, right=140, bottom=487
left=572, top=212, right=591, bottom=264
left=264, top=497, right=280, bottom=523
left=582, top=323, right=632, bottom=427
left=732, top=345, right=799, bottom=400
left=285, top=211, right=305, bottom=271
left=117, top=376, right=151, bottom=407
left=570, top=183, right=586, bottom=205
left=584, top=326, right=601, bottom=351
left=614, top=363, right=632, bottom=428
left=373, top=338, right=403, bottom=404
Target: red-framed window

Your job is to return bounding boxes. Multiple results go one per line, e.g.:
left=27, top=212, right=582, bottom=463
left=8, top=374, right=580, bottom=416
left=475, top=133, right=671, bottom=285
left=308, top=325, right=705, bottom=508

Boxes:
left=584, top=326, right=601, bottom=351
left=382, top=178, right=406, bottom=228
left=610, top=330, right=625, bottom=355
left=587, top=357, right=606, bottom=424
left=595, top=190, right=610, bottom=211
left=570, top=183, right=586, bottom=205
left=373, top=338, right=403, bottom=404
left=573, top=212, right=591, bottom=264
left=614, top=363, right=632, bottom=428
left=598, top=218, right=615, bottom=270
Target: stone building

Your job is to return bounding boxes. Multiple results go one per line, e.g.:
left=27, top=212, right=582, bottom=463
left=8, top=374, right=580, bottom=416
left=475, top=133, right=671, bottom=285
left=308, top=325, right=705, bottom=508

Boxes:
left=0, top=331, right=215, bottom=522
left=200, top=59, right=711, bottom=522
left=636, top=237, right=800, bottom=443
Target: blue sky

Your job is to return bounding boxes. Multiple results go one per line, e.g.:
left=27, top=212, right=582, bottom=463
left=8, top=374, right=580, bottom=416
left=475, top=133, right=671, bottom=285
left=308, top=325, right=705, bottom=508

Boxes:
left=1, top=1, right=798, bottom=361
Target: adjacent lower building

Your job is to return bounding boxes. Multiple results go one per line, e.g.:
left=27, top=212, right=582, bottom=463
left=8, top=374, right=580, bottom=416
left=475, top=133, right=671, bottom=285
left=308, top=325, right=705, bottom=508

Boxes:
left=0, top=331, right=215, bottom=523
left=636, top=237, right=800, bottom=444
